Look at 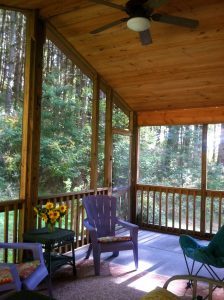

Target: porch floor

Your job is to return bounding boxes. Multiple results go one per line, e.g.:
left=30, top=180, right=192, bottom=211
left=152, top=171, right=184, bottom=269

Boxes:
left=75, top=229, right=216, bottom=279
left=51, top=230, right=224, bottom=299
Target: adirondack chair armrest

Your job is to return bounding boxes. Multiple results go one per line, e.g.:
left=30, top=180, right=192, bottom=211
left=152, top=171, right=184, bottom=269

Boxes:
left=83, top=219, right=98, bottom=243
left=117, top=219, right=138, bottom=241
left=117, top=219, right=138, bottom=230
left=0, top=243, right=45, bottom=263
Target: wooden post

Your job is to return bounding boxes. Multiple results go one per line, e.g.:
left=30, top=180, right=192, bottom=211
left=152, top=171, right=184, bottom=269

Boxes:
left=104, top=87, right=113, bottom=194
left=200, top=124, right=208, bottom=235
left=130, top=112, right=138, bottom=223
left=20, top=11, right=45, bottom=232
left=90, top=74, right=99, bottom=192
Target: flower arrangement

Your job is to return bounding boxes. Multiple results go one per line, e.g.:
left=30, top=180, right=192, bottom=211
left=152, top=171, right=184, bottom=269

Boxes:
left=34, top=201, right=67, bottom=229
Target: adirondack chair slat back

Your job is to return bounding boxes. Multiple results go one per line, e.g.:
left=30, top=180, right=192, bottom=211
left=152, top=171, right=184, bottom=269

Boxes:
left=83, top=195, right=117, bottom=237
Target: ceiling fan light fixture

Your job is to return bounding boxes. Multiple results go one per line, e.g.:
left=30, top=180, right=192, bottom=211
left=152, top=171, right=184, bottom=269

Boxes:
left=127, top=17, right=150, bottom=32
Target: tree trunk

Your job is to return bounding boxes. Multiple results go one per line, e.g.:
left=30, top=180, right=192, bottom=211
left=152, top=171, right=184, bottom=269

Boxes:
left=217, top=124, right=224, bottom=164
left=5, top=11, right=17, bottom=114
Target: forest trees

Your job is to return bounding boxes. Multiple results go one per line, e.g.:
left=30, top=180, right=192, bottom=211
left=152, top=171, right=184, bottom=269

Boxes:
left=0, top=10, right=26, bottom=200
left=139, top=125, right=224, bottom=190
left=0, top=8, right=224, bottom=202
left=39, top=39, right=93, bottom=195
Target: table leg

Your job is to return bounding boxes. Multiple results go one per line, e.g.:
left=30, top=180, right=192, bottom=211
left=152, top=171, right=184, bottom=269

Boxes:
left=71, top=241, right=76, bottom=276
left=46, top=249, right=52, bottom=281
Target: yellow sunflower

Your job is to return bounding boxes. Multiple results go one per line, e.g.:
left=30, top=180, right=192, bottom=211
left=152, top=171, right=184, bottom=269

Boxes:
left=53, top=210, right=60, bottom=219
left=45, top=201, right=54, bottom=210
left=48, top=210, right=55, bottom=219
left=41, top=213, right=48, bottom=223
left=59, top=205, right=67, bottom=213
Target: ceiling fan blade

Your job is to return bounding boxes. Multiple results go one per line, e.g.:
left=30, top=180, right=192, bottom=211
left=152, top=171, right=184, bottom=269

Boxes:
left=152, top=13, right=199, bottom=28
left=89, top=0, right=125, bottom=11
left=146, top=0, right=168, bottom=9
left=139, top=29, right=152, bottom=45
left=91, top=18, right=128, bottom=34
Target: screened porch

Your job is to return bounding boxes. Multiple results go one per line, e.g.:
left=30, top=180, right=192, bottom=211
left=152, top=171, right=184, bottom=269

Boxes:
left=0, top=1, right=224, bottom=260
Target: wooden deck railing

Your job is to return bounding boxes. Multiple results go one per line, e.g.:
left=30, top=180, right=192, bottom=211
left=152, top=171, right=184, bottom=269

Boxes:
left=113, top=186, right=130, bottom=220
left=205, top=190, right=224, bottom=234
left=0, top=188, right=108, bottom=262
left=136, top=184, right=224, bottom=237
left=37, top=188, right=109, bottom=249
left=2, top=184, right=223, bottom=262
left=0, top=199, right=25, bottom=263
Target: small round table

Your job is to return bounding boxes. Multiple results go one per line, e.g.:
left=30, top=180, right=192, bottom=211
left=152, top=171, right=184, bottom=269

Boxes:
left=23, top=227, right=76, bottom=281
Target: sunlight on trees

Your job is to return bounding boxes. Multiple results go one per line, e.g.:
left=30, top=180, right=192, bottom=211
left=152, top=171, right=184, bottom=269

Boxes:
left=38, top=39, right=93, bottom=195
left=0, top=9, right=26, bottom=200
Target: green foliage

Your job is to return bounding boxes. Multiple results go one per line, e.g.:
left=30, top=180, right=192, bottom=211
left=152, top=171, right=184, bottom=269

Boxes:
left=0, top=110, right=22, bottom=199
left=112, top=103, right=129, bottom=129
left=38, top=41, right=93, bottom=195
left=112, top=134, right=130, bottom=187
left=97, top=91, right=106, bottom=187
left=139, top=126, right=202, bottom=188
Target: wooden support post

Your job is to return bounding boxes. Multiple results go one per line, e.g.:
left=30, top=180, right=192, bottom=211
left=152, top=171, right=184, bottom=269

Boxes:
left=130, top=112, right=138, bottom=223
left=200, top=124, right=208, bottom=235
left=90, top=74, right=99, bottom=192
left=104, top=87, right=113, bottom=194
left=20, top=11, right=45, bottom=232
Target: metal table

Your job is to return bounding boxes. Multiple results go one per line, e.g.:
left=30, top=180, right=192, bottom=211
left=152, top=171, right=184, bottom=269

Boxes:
left=23, top=227, right=76, bottom=280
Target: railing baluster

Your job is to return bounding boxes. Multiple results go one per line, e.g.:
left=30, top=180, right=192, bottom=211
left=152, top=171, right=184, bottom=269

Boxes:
left=218, top=192, right=222, bottom=230
left=81, top=204, right=85, bottom=246
left=4, top=206, right=9, bottom=262
left=179, top=190, right=182, bottom=231
left=193, top=191, right=196, bottom=233
left=165, top=189, right=168, bottom=228
left=76, top=195, right=80, bottom=249
left=172, top=191, right=175, bottom=229
left=210, top=195, right=214, bottom=234
left=159, top=189, right=162, bottom=227
left=13, top=203, right=18, bottom=263
left=186, top=190, right=189, bottom=232
left=65, top=196, right=69, bottom=230
left=141, top=189, right=144, bottom=224
left=71, top=195, right=75, bottom=231
left=152, top=191, right=156, bottom=225
left=146, top=187, right=149, bottom=225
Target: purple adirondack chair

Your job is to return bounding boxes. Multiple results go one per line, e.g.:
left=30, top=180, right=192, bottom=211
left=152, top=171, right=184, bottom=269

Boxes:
left=83, top=195, right=138, bottom=275
left=0, top=242, right=49, bottom=293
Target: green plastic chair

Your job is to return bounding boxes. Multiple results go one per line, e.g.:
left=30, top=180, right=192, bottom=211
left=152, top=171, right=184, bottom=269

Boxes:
left=179, top=225, right=224, bottom=282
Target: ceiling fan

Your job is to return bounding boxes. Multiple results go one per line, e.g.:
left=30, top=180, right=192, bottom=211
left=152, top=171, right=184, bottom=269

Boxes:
left=89, top=0, right=199, bottom=45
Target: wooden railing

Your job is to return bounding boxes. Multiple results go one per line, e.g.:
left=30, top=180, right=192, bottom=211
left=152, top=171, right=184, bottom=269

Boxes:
left=112, top=186, right=130, bottom=221
left=136, top=184, right=224, bottom=237
left=205, top=190, right=224, bottom=234
left=37, top=188, right=109, bottom=249
left=3, top=184, right=223, bottom=262
left=0, top=188, right=108, bottom=262
left=0, top=199, right=25, bottom=263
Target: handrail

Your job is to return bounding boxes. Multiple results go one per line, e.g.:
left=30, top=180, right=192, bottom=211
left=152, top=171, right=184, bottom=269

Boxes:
left=0, top=188, right=109, bottom=262
left=136, top=184, right=224, bottom=237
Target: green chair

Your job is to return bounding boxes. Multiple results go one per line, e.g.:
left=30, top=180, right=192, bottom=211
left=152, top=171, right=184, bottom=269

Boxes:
left=179, top=225, right=224, bottom=282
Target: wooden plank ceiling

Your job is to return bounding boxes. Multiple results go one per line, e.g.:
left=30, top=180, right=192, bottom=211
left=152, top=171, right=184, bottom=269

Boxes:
left=2, top=0, right=224, bottom=113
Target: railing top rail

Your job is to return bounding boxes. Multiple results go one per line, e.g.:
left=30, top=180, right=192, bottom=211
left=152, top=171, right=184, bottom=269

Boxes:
left=0, top=199, right=24, bottom=207
left=112, top=186, right=130, bottom=192
left=136, top=184, right=201, bottom=194
left=38, top=187, right=109, bottom=201
left=206, top=190, right=224, bottom=197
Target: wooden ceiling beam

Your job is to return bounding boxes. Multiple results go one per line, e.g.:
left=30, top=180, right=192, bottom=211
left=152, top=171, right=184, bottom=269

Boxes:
left=138, top=106, right=224, bottom=126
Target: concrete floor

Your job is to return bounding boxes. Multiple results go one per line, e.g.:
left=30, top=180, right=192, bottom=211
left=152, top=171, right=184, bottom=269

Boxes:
left=75, top=229, right=223, bottom=281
